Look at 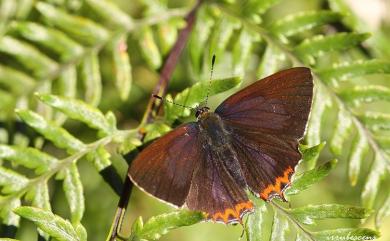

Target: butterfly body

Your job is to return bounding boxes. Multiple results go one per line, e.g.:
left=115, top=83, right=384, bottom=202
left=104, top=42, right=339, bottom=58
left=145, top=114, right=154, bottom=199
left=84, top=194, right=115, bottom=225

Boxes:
left=198, top=111, right=231, bottom=148
left=129, top=67, right=313, bottom=224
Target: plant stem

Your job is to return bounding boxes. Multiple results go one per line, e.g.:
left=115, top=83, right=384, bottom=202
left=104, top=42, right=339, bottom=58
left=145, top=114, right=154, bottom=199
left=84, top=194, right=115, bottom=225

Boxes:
left=270, top=200, right=316, bottom=241
left=140, top=0, right=204, bottom=126
left=109, top=2, right=204, bottom=240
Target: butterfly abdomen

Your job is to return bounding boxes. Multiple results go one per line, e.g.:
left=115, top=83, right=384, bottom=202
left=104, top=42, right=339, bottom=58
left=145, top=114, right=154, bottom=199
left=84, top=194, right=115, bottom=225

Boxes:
left=198, top=112, right=247, bottom=188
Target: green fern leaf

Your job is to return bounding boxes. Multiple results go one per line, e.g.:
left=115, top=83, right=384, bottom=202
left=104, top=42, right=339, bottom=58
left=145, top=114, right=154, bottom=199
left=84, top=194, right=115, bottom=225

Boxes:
left=289, top=204, right=370, bottom=225
left=246, top=200, right=273, bottom=241
left=58, top=66, right=77, bottom=99
left=15, top=110, right=86, bottom=154
left=10, top=22, right=84, bottom=62
left=294, top=33, right=370, bottom=65
left=361, top=155, right=388, bottom=209
left=376, top=193, right=390, bottom=228
left=238, top=0, right=280, bottom=23
left=63, top=164, right=84, bottom=224
left=0, top=197, right=20, bottom=226
left=0, top=36, right=58, bottom=78
left=82, top=50, right=102, bottom=106
left=305, top=84, right=333, bottom=148
left=133, top=210, right=204, bottom=240
left=208, top=16, right=240, bottom=64
left=232, top=28, right=259, bottom=75
left=256, top=44, right=285, bottom=78
left=300, top=142, right=326, bottom=169
left=37, top=93, right=113, bottom=135
left=348, top=129, right=369, bottom=186
left=0, top=166, right=29, bottom=194
left=86, top=145, right=112, bottom=171
left=164, top=77, right=242, bottom=122
left=285, top=159, right=337, bottom=196
left=85, top=0, right=134, bottom=29
left=189, top=7, right=215, bottom=74
left=36, top=2, right=109, bottom=46
left=14, top=206, right=83, bottom=241
left=329, top=108, right=353, bottom=155
left=143, top=123, right=172, bottom=143
left=270, top=10, right=342, bottom=38
left=317, top=60, right=390, bottom=84
left=139, top=27, right=162, bottom=69
left=0, top=90, right=15, bottom=118
left=75, top=223, right=87, bottom=241
left=0, top=65, right=35, bottom=96
left=111, top=34, right=132, bottom=101
left=374, top=136, right=390, bottom=151
left=338, top=85, right=390, bottom=106
left=0, top=145, right=56, bottom=174
left=356, top=112, right=390, bottom=131
left=26, top=182, right=51, bottom=211
left=269, top=211, right=290, bottom=241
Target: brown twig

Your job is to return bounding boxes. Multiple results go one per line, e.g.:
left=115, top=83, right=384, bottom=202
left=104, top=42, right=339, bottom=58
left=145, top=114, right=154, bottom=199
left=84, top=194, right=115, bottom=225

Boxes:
left=109, top=1, right=204, bottom=240
left=140, top=0, right=204, bottom=126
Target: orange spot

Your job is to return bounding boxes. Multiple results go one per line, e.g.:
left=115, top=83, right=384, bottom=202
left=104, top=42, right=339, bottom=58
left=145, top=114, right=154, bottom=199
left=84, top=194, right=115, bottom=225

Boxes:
left=260, top=166, right=293, bottom=200
left=208, top=200, right=254, bottom=223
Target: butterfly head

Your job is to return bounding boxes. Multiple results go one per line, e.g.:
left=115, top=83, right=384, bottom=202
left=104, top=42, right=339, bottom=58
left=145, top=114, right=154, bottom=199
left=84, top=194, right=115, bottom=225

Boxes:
left=195, top=106, right=210, bottom=119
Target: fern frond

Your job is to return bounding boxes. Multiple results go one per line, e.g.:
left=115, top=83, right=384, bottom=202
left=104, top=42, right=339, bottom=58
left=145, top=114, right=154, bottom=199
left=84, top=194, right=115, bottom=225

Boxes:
left=0, top=1, right=187, bottom=129
left=269, top=10, right=342, bottom=39
left=294, top=33, right=370, bottom=65
left=14, top=206, right=86, bottom=241
left=164, top=77, right=242, bottom=122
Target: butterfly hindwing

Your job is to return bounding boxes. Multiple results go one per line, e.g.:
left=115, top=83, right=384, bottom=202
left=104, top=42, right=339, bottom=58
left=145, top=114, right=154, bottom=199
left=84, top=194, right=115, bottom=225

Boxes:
left=185, top=140, right=253, bottom=223
left=128, top=123, right=201, bottom=207
left=229, top=127, right=300, bottom=199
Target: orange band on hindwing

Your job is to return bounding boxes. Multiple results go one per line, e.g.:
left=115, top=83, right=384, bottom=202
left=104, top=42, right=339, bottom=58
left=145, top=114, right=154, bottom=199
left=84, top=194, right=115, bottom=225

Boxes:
left=206, top=200, right=254, bottom=224
left=260, top=166, right=293, bottom=200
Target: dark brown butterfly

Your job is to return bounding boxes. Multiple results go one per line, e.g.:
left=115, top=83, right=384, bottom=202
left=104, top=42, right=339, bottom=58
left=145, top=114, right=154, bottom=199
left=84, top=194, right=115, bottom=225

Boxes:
left=129, top=67, right=313, bottom=224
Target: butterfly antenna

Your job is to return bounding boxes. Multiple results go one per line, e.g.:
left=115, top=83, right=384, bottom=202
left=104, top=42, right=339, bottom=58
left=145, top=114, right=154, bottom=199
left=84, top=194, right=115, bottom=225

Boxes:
left=205, top=54, right=216, bottom=107
left=152, top=94, right=195, bottom=110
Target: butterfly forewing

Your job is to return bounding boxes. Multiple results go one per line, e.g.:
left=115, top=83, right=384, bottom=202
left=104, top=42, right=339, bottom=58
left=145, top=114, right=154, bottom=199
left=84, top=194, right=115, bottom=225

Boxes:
left=216, top=67, right=313, bottom=139
left=129, top=123, right=201, bottom=207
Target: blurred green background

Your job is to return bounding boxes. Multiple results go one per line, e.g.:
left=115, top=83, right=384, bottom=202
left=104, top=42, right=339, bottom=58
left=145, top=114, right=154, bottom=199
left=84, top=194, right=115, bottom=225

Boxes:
left=0, top=0, right=390, bottom=240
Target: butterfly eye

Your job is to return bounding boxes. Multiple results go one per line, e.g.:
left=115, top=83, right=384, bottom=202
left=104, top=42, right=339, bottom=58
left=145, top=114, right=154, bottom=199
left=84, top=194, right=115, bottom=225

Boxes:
left=195, top=109, right=202, bottom=118
left=195, top=107, right=210, bottom=118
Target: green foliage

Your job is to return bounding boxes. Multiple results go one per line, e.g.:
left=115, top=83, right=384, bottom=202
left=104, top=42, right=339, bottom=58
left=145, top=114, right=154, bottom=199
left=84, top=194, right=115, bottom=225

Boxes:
left=130, top=211, right=204, bottom=240
left=0, top=0, right=390, bottom=240
left=164, top=77, right=242, bottom=122
left=269, top=11, right=342, bottom=38
left=285, top=159, right=337, bottom=196
left=14, top=206, right=86, bottom=241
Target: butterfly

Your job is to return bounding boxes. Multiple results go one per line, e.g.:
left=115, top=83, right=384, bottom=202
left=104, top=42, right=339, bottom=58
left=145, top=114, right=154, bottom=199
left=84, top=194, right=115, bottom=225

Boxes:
left=128, top=67, right=313, bottom=224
